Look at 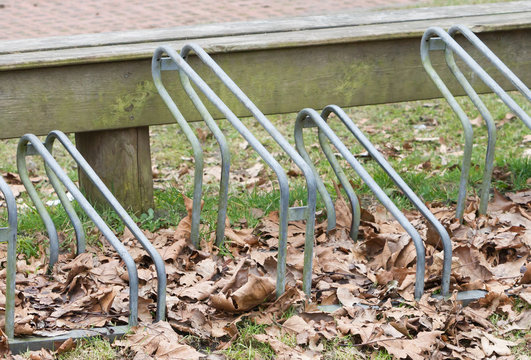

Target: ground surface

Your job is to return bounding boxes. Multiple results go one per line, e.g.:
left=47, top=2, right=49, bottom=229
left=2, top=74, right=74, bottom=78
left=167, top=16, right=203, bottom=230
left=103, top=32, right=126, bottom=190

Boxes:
left=1, top=94, right=529, bottom=359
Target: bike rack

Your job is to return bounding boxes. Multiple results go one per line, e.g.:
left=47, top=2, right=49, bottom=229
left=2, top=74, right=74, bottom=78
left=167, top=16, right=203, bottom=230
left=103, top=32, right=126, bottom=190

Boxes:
left=1, top=174, right=18, bottom=342
left=152, top=44, right=320, bottom=298
left=296, top=104, right=489, bottom=302
left=296, top=104, right=453, bottom=298
left=5, top=133, right=165, bottom=353
left=421, top=25, right=531, bottom=221
left=45, top=130, right=166, bottom=320
left=295, top=107, right=426, bottom=300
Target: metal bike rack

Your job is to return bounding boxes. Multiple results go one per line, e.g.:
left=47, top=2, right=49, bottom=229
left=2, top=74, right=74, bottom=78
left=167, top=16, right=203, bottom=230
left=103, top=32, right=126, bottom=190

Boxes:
left=45, top=130, right=166, bottom=320
left=295, top=107, right=426, bottom=300
left=1, top=174, right=18, bottom=342
left=6, top=133, right=166, bottom=352
left=152, top=44, right=319, bottom=298
left=421, top=25, right=531, bottom=221
left=296, top=105, right=453, bottom=298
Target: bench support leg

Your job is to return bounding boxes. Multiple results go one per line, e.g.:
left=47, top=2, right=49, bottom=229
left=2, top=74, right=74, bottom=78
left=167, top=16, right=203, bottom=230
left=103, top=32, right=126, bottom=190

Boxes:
left=75, top=127, right=154, bottom=214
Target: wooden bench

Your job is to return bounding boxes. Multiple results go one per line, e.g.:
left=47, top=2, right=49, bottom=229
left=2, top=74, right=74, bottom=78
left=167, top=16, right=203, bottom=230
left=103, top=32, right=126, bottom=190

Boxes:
left=1, top=2, right=530, bottom=212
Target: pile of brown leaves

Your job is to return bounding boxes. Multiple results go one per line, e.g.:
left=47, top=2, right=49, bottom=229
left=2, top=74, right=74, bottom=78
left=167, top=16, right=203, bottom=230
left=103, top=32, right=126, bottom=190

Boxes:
left=0, top=189, right=529, bottom=359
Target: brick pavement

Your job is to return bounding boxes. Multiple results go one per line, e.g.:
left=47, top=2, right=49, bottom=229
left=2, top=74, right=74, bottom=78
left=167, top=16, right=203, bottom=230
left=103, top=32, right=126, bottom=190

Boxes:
left=0, top=0, right=424, bottom=40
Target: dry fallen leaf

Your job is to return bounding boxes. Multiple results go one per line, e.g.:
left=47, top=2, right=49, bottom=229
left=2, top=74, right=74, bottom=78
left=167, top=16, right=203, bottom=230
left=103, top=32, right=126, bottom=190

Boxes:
left=211, top=272, right=275, bottom=312
left=2, top=180, right=529, bottom=359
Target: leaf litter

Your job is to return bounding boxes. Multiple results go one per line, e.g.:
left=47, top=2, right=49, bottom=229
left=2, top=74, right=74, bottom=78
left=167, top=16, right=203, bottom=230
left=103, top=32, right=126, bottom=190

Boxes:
left=0, top=187, right=529, bottom=359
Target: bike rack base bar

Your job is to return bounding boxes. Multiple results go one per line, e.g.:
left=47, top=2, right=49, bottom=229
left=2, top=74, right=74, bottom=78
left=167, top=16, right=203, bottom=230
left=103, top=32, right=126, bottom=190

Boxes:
left=432, top=289, right=487, bottom=306
left=8, top=325, right=129, bottom=354
left=287, top=206, right=309, bottom=221
left=0, top=227, right=10, bottom=241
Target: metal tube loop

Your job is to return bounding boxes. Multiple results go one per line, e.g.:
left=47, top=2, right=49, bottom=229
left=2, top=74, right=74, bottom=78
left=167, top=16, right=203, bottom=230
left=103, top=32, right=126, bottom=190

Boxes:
left=15, top=134, right=139, bottom=326
left=423, top=27, right=530, bottom=128
left=421, top=30, right=474, bottom=222
left=295, top=108, right=426, bottom=300
left=180, top=44, right=320, bottom=298
left=446, top=24, right=531, bottom=213
left=1, top=176, right=18, bottom=339
left=322, top=105, right=451, bottom=296
left=177, top=70, right=230, bottom=247
left=17, top=144, right=61, bottom=269
left=153, top=45, right=312, bottom=298
left=444, top=47, right=496, bottom=216
left=152, top=55, right=204, bottom=248
left=45, top=130, right=166, bottom=322
left=421, top=26, right=531, bottom=220
left=448, top=24, right=531, bottom=102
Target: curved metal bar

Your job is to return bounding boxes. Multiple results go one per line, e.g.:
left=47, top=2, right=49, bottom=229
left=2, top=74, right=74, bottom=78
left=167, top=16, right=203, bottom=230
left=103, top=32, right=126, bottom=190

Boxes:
left=444, top=47, right=496, bottom=216
left=422, top=27, right=531, bottom=220
left=293, top=114, right=353, bottom=237
left=179, top=44, right=319, bottom=297
left=45, top=130, right=166, bottom=322
left=292, top=129, right=337, bottom=233
left=296, top=108, right=426, bottom=300
left=421, top=30, right=475, bottom=222
left=177, top=71, right=230, bottom=247
left=18, top=142, right=86, bottom=257
left=423, top=28, right=530, bottom=129
left=153, top=46, right=296, bottom=298
left=17, top=134, right=139, bottom=326
left=322, top=105, right=451, bottom=296
left=152, top=56, right=204, bottom=248
left=447, top=24, right=531, bottom=214
left=317, top=124, right=361, bottom=240
left=1, top=176, right=18, bottom=339
left=449, top=24, right=531, bottom=102
left=17, top=141, right=61, bottom=269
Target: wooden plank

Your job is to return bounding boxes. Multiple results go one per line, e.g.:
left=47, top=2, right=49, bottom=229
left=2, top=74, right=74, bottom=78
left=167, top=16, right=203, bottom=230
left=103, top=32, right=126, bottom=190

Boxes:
left=1, top=28, right=529, bottom=139
left=75, top=127, right=154, bottom=213
left=2, top=10, right=531, bottom=70
left=2, top=1, right=529, bottom=55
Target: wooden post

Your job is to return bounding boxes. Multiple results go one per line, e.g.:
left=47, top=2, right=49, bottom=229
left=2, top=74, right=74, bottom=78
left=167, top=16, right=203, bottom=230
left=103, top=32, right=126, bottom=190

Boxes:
left=75, top=127, right=154, bottom=214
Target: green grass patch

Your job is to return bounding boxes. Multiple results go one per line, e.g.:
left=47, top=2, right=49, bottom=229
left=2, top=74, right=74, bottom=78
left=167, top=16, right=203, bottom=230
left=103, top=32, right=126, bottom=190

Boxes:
left=223, top=320, right=275, bottom=360
left=57, top=337, right=118, bottom=360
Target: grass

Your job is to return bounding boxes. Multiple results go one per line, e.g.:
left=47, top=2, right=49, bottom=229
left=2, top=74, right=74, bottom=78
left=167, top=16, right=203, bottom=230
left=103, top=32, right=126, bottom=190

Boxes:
left=222, top=319, right=389, bottom=359
left=56, top=338, right=118, bottom=360
left=150, top=92, right=529, bottom=223
left=223, top=320, right=276, bottom=360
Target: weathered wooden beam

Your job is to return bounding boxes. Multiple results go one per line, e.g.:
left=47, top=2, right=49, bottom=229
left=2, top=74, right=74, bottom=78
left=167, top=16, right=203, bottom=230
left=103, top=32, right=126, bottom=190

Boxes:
left=75, top=127, right=153, bottom=213
left=0, top=28, right=529, bottom=139
left=1, top=1, right=530, bottom=69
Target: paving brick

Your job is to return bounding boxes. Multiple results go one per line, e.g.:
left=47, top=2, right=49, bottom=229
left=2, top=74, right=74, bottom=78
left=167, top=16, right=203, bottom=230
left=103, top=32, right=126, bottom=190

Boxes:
left=0, top=0, right=423, bottom=40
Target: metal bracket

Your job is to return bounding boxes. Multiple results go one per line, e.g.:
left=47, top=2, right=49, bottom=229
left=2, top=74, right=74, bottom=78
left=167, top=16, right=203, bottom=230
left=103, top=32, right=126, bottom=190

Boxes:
left=25, top=143, right=42, bottom=156
left=0, top=227, right=10, bottom=242
left=428, top=37, right=446, bottom=51
left=287, top=206, right=309, bottom=221
left=160, top=57, right=178, bottom=71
